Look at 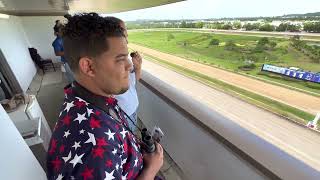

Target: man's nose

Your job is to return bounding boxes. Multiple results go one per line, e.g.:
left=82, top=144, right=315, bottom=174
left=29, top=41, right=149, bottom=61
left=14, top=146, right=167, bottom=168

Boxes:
left=125, top=57, right=132, bottom=71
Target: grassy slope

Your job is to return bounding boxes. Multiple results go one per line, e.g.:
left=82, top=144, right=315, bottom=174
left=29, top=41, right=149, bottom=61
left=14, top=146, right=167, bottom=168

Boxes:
left=129, top=31, right=320, bottom=95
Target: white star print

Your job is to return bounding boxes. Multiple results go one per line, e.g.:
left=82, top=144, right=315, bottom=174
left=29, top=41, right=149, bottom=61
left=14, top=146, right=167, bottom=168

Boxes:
left=87, top=108, right=94, bottom=117
left=79, top=129, right=85, bottom=134
left=72, top=141, right=81, bottom=150
left=104, top=170, right=115, bottom=180
left=85, top=132, right=96, bottom=146
left=112, top=148, right=117, bottom=155
left=64, top=101, right=75, bottom=112
left=59, top=111, right=63, bottom=117
left=132, top=142, right=138, bottom=152
left=76, top=97, right=89, bottom=106
left=122, top=173, right=128, bottom=180
left=121, top=158, right=127, bottom=166
left=56, top=174, right=64, bottom=180
left=132, top=136, right=137, bottom=142
left=63, top=130, right=71, bottom=138
left=120, top=128, right=128, bottom=139
left=74, top=112, right=87, bottom=124
left=120, top=144, right=125, bottom=154
left=134, top=157, right=138, bottom=167
left=115, top=163, right=119, bottom=170
left=69, top=153, right=85, bottom=167
left=104, top=129, right=115, bottom=141
left=75, top=97, right=86, bottom=102
left=62, top=151, right=72, bottom=163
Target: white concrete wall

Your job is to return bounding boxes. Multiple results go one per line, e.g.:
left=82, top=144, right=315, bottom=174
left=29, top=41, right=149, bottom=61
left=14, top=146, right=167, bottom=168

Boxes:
left=0, top=15, right=37, bottom=92
left=137, top=81, right=268, bottom=180
left=138, top=71, right=320, bottom=180
left=0, top=105, right=46, bottom=180
left=20, top=16, right=65, bottom=62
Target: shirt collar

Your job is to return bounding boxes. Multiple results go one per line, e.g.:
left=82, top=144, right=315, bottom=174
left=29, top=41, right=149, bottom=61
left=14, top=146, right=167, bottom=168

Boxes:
left=64, top=81, right=118, bottom=110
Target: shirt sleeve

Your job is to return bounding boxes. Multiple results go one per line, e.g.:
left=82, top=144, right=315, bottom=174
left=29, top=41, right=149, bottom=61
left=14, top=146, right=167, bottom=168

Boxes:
left=52, top=41, right=63, bottom=53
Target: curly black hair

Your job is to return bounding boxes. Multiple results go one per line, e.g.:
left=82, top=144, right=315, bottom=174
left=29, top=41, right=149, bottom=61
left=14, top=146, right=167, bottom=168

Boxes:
left=104, top=16, right=123, bottom=25
left=62, top=13, right=125, bottom=72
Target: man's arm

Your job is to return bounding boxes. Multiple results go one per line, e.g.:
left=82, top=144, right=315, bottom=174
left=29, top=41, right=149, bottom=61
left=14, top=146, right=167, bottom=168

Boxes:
left=132, top=52, right=142, bottom=81
left=55, top=51, right=64, bottom=56
left=52, top=41, right=64, bottom=57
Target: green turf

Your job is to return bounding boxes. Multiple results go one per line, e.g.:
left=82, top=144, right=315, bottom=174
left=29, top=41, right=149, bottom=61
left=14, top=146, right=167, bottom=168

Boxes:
left=143, top=54, right=315, bottom=124
left=129, top=30, right=320, bottom=95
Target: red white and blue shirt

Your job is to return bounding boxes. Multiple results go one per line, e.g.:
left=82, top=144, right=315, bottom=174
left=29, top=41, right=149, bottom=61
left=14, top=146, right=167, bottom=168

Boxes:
left=47, top=83, right=143, bottom=180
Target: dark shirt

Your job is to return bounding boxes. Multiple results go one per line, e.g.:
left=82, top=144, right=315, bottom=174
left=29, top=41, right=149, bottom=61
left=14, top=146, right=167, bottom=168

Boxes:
left=52, top=37, right=66, bottom=63
left=47, top=83, right=143, bottom=180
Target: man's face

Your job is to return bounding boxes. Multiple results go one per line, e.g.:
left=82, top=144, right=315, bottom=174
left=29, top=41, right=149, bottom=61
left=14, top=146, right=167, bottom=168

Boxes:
left=93, top=36, right=130, bottom=95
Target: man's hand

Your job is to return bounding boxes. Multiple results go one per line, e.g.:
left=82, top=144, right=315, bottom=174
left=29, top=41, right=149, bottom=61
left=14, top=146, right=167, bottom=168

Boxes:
left=136, top=143, right=164, bottom=180
left=132, top=51, right=142, bottom=81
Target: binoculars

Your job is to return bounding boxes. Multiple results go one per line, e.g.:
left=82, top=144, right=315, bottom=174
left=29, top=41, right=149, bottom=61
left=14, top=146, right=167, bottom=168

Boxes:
left=141, top=128, right=156, bottom=153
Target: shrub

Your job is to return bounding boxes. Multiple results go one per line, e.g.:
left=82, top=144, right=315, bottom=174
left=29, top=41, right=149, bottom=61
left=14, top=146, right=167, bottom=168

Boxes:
left=209, top=39, right=220, bottom=46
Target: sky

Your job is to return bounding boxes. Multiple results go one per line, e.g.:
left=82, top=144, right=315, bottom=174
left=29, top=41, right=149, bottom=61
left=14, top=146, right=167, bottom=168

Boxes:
left=107, top=0, right=320, bottom=21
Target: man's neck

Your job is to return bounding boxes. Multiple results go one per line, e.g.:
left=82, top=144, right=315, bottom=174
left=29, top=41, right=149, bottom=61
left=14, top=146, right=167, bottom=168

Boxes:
left=77, top=79, right=112, bottom=98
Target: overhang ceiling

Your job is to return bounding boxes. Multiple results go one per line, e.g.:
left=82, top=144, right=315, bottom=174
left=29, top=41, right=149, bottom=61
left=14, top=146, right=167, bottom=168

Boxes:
left=0, top=0, right=185, bottom=16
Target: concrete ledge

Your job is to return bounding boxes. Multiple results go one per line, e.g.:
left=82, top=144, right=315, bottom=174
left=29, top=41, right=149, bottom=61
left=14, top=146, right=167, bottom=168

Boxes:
left=138, top=70, right=320, bottom=180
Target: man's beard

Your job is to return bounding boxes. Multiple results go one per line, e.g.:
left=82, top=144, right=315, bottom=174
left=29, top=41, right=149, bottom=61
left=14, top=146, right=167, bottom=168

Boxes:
left=117, top=87, right=129, bottom=95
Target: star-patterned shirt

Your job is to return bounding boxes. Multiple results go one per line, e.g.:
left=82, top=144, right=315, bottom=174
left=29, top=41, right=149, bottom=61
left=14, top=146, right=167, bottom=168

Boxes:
left=47, top=83, right=143, bottom=180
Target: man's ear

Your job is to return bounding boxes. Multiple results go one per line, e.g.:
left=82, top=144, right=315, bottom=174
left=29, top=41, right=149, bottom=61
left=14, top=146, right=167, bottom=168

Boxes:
left=78, top=57, right=95, bottom=77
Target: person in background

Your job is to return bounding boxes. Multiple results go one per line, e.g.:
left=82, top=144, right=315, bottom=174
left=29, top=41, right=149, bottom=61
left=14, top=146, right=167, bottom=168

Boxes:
left=54, top=20, right=62, bottom=31
left=105, top=16, right=142, bottom=133
left=52, top=23, right=75, bottom=83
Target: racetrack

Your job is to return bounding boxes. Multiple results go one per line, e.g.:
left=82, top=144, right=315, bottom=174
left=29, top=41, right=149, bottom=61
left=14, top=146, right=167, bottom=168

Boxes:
left=141, top=59, right=320, bottom=172
left=129, top=43, right=320, bottom=115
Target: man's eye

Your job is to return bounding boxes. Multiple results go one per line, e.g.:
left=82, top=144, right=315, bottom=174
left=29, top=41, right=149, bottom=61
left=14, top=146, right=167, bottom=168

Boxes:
left=116, top=58, right=125, bottom=62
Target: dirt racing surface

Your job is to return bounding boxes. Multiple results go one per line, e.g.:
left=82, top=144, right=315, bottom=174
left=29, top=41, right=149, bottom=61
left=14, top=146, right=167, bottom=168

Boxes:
left=129, top=43, right=320, bottom=115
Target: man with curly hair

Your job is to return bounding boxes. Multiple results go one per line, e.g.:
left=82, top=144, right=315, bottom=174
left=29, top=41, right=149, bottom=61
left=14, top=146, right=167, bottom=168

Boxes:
left=47, top=13, right=163, bottom=180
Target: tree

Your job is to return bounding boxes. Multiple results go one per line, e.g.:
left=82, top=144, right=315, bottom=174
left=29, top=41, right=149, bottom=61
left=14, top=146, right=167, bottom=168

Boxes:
left=303, top=22, right=313, bottom=32
left=195, top=22, right=204, bottom=28
left=222, top=23, right=233, bottom=30
left=233, top=21, right=242, bottom=29
left=243, top=23, right=260, bottom=31
left=303, top=22, right=320, bottom=33
left=287, top=24, right=301, bottom=32
left=259, top=24, right=275, bottom=31
left=209, top=39, right=220, bottom=46
left=180, top=21, right=187, bottom=28
left=276, top=23, right=288, bottom=32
